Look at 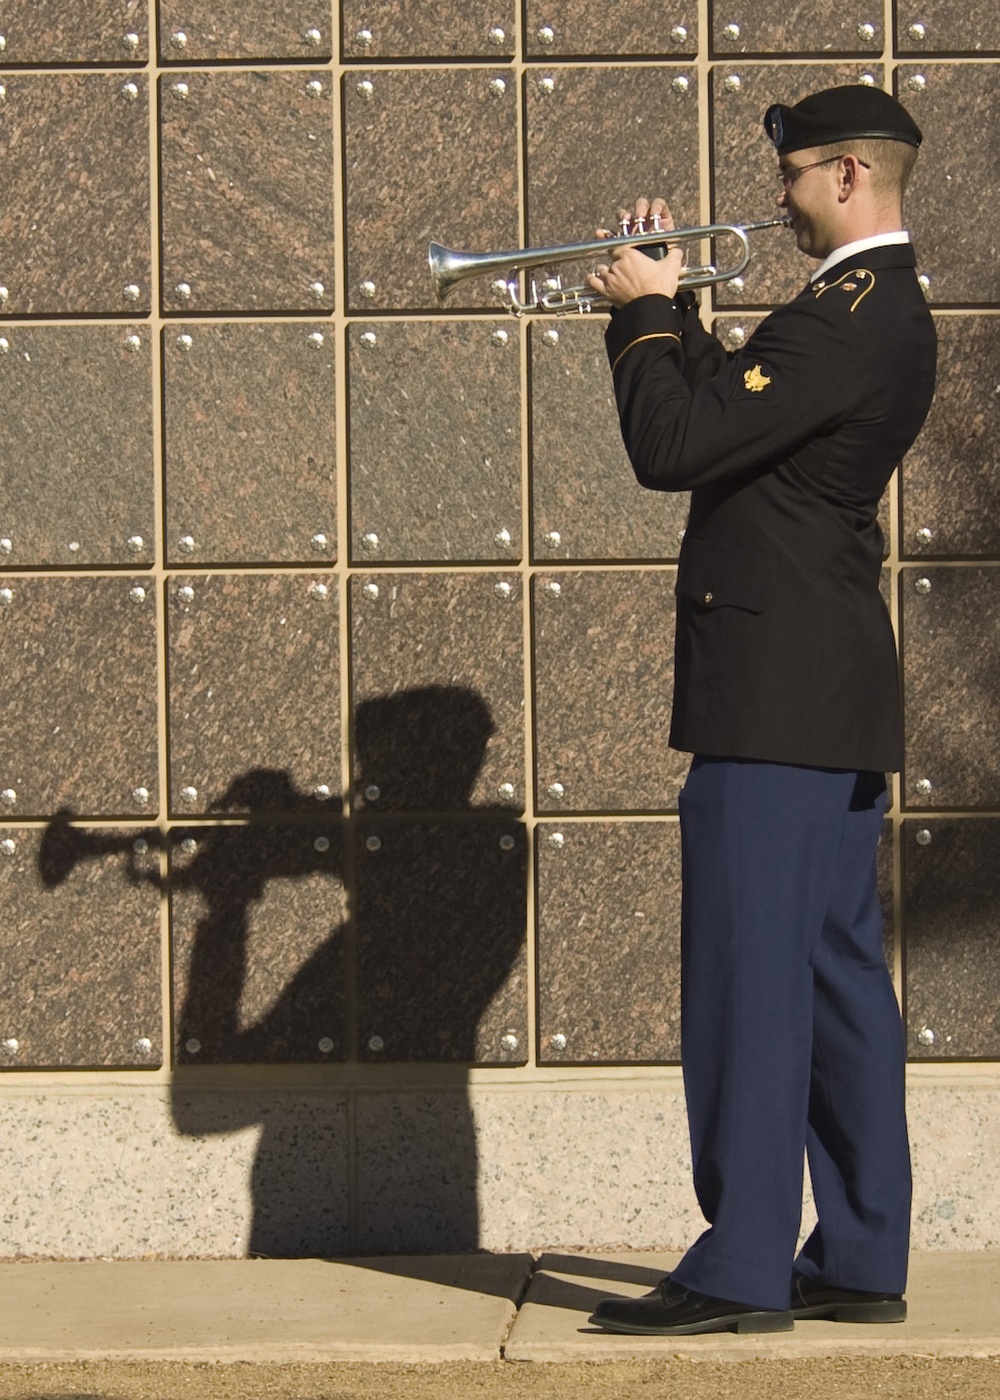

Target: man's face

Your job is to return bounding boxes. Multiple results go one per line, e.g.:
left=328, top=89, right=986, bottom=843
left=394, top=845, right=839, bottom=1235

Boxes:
left=775, top=149, right=843, bottom=259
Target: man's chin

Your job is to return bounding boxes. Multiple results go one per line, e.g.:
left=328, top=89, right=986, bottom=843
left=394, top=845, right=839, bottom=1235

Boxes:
left=792, top=225, right=816, bottom=257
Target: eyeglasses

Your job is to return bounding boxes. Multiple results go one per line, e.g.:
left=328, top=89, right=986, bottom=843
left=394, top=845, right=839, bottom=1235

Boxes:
left=776, top=155, right=871, bottom=189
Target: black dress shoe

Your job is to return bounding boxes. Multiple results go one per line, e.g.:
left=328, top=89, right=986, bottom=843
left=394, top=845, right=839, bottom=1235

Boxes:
left=791, top=1277, right=906, bottom=1323
left=589, top=1276, right=794, bottom=1336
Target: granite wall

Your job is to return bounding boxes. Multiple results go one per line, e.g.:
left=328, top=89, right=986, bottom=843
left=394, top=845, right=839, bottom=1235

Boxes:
left=0, top=1, right=997, bottom=1256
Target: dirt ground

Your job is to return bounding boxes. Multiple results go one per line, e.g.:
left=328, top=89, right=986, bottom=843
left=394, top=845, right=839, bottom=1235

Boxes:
left=1, top=1357, right=999, bottom=1400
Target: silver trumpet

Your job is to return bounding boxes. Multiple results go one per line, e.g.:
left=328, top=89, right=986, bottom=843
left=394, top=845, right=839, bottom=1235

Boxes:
left=429, top=216, right=791, bottom=315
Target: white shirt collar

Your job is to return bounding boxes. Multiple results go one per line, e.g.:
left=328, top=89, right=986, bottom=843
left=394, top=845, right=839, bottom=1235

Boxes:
left=809, top=231, right=911, bottom=283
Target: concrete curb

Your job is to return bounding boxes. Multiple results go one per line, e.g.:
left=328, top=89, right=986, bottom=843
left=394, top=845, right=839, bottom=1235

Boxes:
left=0, top=1251, right=996, bottom=1364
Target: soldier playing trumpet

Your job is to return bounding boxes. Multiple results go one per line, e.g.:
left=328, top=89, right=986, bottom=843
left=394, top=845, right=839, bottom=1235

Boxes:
left=585, top=84, right=936, bottom=1337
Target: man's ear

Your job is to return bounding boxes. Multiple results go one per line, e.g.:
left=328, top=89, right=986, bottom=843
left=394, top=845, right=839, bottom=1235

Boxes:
left=838, top=154, right=863, bottom=201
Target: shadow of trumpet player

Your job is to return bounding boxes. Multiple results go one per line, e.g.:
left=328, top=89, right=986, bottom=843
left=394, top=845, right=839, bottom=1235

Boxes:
left=35, top=686, right=527, bottom=1255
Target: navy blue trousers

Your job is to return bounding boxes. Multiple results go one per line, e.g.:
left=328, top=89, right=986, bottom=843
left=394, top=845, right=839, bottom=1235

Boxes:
left=670, top=757, right=910, bottom=1312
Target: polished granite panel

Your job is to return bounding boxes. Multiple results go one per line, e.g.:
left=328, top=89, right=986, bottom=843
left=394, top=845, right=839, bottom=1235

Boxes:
left=0, top=577, right=158, bottom=818
left=159, top=0, right=333, bottom=61
left=341, top=0, right=515, bottom=57
left=903, top=818, right=1000, bottom=1059
left=536, top=821, right=681, bottom=1063
left=523, top=0, right=697, bottom=55
left=897, top=65, right=1000, bottom=306
left=0, top=326, right=153, bottom=569
left=525, top=67, right=699, bottom=300
left=878, top=817, right=896, bottom=975
left=901, top=566, right=1000, bottom=811
left=159, top=71, right=335, bottom=314
left=167, top=573, right=340, bottom=816
left=711, top=0, right=883, bottom=55
left=348, top=321, right=521, bottom=564
left=532, top=571, right=685, bottom=813
left=164, top=323, right=336, bottom=566
left=530, top=319, right=689, bottom=562
left=897, top=0, right=1000, bottom=54
left=0, top=74, right=150, bottom=316
left=350, top=573, right=524, bottom=813
left=902, top=317, right=1000, bottom=559
left=344, top=69, right=518, bottom=313
left=0, top=1, right=148, bottom=64
left=0, top=824, right=161, bottom=1069
left=711, top=64, right=883, bottom=308
left=171, top=824, right=347, bottom=1064
left=355, top=820, right=527, bottom=1063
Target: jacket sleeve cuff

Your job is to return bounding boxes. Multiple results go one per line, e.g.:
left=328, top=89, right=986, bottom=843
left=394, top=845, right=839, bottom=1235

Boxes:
left=604, top=294, right=686, bottom=375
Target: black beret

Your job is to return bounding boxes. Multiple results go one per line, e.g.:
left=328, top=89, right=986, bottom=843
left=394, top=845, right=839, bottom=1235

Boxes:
left=764, top=85, right=922, bottom=155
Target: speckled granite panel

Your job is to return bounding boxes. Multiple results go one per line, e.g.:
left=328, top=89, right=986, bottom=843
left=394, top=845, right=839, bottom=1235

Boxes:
left=0, top=1, right=148, bottom=63
left=159, top=71, right=335, bottom=314
left=711, top=64, right=884, bottom=308
left=529, top=320, right=689, bottom=562
left=354, top=1090, right=482, bottom=1251
left=908, top=1085, right=1000, bottom=1249
left=711, top=0, right=884, bottom=55
left=0, top=74, right=151, bottom=316
left=349, top=573, right=524, bottom=813
left=340, top=1, right=515, bottom=57
left=536, top=821, right=681, bottom=1063
left=0, top=1082, right=996, bottom=1256
left=171, top=825, right=347, bottom=1065
left=897, top=0, right=1000, bottom=54
left=166, top=573, right=340, bottom=815
left=163, top=323, right=336, bottom=566
left=523, top=0, right=697, bottom=55
left=0, top=824, right=160, bottom=1069
left=903, top=819, right=1000, bottom=1059
left=900, top=566, right=1000, bottom=811
left=348, top=322, right=521, bottom=564
left=0, top=1090, right=349, bottom=1257
left=355, top=821, right=527, bottom=1064
left=344, top=69, right=518, bottom=312
left=0, top=577, right=159, bottom=818
left=159, top=0, right=333, bottom=60
left=532, top=571, right=685, bottom=813
left=525, top=67, right=699, bottom=299
left=896, top=65, right=1000, bottom=306
left=902, top=317, right=1000, bottom=559
left=356, top=1086, right=699, bottom=1253
left=0, top=326, right=153, bottom=569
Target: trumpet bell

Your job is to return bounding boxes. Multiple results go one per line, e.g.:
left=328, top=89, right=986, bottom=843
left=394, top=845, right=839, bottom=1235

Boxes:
left=428, top=241, right=477, bottom=303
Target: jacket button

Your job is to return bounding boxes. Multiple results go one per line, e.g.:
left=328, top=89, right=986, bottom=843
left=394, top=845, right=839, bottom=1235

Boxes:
left=703, top=591, right=713, bottom=603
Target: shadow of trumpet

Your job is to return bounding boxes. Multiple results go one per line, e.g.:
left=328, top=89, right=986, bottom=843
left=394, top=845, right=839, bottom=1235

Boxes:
left=37, top=807, right=163, bottom=890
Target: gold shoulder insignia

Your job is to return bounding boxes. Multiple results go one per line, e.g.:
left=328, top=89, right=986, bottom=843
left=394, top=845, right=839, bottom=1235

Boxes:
left=813, top=268, right=875, bottom=312
left=744, top=363, right=772, bottom=393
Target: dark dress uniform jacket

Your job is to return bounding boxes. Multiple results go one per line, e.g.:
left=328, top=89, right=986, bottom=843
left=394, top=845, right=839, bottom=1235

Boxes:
left=604, top=242, right=936, bottom=773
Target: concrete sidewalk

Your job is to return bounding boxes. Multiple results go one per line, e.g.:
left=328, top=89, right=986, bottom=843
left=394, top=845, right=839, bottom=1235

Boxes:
left=0, top=1252, right=997, bottom=1364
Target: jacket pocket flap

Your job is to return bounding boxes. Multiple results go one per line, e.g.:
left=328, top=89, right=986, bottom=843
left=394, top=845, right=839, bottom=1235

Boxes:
left=676, top=539, right=776, bottom=614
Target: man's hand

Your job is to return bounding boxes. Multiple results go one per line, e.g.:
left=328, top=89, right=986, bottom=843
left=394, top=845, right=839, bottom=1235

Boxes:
left=586, top=196, right=685, bottom=309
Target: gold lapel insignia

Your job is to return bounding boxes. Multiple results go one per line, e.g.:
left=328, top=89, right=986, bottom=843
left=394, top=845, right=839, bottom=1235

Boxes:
left=744, top=363, right=772, bottom=393
left=842, top=281, right=857, bottom=291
